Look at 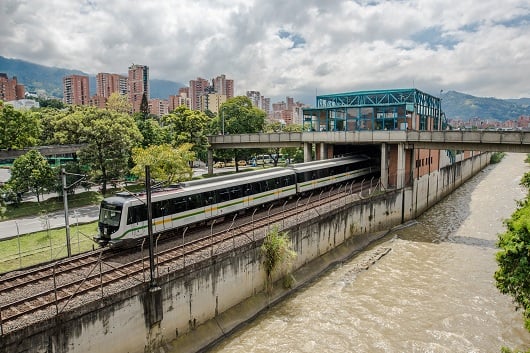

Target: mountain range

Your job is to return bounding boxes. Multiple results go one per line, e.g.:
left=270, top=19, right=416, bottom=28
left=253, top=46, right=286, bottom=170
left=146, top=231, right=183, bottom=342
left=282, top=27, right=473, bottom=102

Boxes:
left=0, top=55, right=184, bottom=99
left=1, top=55, right=530, bottom=121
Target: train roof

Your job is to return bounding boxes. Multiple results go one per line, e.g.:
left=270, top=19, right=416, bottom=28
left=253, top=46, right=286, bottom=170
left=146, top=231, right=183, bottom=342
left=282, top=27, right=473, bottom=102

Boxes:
left=177, top=167, right=286, bottom=188
left=288, top=155, right=369, bottom=172
left=103, top=167, right=295, bottom=205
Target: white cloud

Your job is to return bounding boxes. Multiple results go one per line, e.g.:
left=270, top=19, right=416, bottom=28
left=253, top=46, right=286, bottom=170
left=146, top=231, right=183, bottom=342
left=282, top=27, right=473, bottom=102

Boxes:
left=1, top=0, right=530, bottom=102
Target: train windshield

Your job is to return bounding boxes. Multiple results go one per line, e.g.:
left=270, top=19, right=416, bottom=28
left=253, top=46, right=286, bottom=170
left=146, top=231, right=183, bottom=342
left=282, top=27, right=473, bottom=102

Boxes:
left=99, top=207, right=122, bottom=227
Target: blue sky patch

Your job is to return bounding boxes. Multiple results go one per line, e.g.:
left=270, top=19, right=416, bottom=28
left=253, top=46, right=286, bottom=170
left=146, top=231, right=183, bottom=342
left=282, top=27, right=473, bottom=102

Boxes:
left=410, top=26, right=460, bottom=50
left=278, top=29, right=306, bottom=49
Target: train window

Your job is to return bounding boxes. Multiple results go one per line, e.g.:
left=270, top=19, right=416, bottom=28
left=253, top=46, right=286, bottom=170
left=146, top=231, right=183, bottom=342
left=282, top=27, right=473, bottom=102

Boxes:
left=127, top=204, right=148, bottom=225
left=100, top=208, right=121, bottom=226
left=244, top=184, right=252, bottom=196
left=230, top=186, right=242, bottom=199
left=188, top=194, right=202, bottom=209
left=204, top=191, right=216, bottom=205
left=173, top=197, right=186, bottom=213
left=153, top=200, right=167, bottom=219
left=218, top=189, right=230, bottom=202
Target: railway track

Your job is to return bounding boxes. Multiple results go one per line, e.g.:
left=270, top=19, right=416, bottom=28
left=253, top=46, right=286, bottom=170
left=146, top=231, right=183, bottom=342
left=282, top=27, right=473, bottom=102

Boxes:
left=0, top=180, right=378, bottom=334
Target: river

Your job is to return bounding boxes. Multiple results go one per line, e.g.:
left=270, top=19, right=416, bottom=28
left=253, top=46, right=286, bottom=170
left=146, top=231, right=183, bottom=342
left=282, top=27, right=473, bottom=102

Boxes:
left=208, top=153, right=530, bottom=352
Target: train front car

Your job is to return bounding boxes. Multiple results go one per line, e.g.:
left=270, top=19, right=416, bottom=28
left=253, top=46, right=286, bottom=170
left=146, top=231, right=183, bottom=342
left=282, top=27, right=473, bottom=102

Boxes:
left=95, top=194, right=130, bottom=246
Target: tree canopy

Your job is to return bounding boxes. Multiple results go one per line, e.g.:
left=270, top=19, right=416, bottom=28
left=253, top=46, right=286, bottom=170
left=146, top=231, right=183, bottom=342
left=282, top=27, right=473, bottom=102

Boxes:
left=0, top=101, right=41, bottom=149
left=8, top=150, right=55, bottom=202
left=131, top=143, right=195, bottom=184
left=217, top=96, right=266, bottom=134
left=50, top=106, right=142, bottom=194
left=213, top=96, right=267, bottom=171
left=106, top=92, right=132, bottom=114
left=162, top=105, right=210, bottom=161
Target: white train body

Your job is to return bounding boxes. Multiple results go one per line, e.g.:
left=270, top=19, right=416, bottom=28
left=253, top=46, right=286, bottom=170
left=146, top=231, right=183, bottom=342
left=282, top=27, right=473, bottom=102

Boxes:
left=96, top=156, right=378, bottom=246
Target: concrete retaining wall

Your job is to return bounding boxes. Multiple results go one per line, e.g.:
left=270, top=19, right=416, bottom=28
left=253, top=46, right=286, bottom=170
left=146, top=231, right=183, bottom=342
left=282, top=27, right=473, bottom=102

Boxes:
left=1, top=153, right=490, bottom=353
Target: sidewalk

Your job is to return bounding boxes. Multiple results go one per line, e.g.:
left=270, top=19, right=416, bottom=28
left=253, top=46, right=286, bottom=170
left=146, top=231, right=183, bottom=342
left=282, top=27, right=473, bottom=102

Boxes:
left=0, top=205, right=100, bottom=240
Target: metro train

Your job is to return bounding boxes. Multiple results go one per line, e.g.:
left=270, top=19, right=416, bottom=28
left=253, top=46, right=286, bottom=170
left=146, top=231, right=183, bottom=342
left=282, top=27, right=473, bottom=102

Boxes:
left=95, top=155, right=379, bottom=247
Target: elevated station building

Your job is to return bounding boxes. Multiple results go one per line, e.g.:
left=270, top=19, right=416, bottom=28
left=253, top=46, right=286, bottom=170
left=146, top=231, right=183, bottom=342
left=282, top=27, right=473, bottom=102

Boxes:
left=301, top=88, right=471, bottom=188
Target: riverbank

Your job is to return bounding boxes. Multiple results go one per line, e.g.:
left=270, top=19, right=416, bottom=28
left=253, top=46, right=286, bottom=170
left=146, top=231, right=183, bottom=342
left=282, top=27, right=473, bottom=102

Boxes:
left=169, top=229, right=393, bottom=353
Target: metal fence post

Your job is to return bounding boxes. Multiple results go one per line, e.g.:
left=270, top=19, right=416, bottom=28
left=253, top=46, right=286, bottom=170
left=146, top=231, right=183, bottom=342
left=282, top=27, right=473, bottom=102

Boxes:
left=16, top=222, right=21, bottom=269
left=251, top=208, right=257, bottom=242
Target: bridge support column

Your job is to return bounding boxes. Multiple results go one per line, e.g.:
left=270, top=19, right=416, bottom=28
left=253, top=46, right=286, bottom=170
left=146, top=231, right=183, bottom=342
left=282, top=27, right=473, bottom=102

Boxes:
left=304, top=143, right=312, bottom=163
left=318, top=143, right=328, bottom=160
left=207, top=149, right=213, bottom=175
left=380, top=143, right=388, bottom=189
left=397, top=143, right=406, bottom=188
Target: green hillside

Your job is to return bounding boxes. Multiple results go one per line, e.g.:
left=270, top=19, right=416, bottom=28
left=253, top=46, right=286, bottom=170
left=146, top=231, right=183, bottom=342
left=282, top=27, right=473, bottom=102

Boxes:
left=442, top=90, right=530, bottom=121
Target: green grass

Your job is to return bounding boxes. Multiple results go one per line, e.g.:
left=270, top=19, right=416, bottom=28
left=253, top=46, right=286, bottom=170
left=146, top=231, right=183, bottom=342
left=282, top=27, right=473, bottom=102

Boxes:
left=0, top=221, right=99, bottom=273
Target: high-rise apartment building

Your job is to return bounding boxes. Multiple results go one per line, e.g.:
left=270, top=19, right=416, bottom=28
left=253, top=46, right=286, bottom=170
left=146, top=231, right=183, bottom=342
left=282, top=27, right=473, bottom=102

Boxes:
left=189, top=77, right=210, bottom=111
left=246, top=90, right=261, bottom=108
left=212, top=74, right=234, bottom=99
left=261, top=97, right=271, bottom=117
left=128, top=64, right=149, bottom=113
left=96, top=73, right=128, bottom=98
left=63, top=75, right=89, bottom=105
left=0, top=74, right=25, bottom=101
left=200, top=93, right=226, bottom=114
left=149, top=99, right=169, bottom=117
left=169, top=90, right=191, bottom=112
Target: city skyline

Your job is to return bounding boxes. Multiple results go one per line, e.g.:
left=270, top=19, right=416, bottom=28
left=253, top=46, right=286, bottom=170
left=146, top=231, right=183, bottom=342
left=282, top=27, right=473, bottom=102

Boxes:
left=2, top=1, right=529, bottom=103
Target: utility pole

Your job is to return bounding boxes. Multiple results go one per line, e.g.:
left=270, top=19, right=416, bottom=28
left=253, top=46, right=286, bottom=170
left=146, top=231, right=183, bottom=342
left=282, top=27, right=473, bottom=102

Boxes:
left=62, top=168, right=72, bottom=257
left=145, top=165, right=157, bottom=287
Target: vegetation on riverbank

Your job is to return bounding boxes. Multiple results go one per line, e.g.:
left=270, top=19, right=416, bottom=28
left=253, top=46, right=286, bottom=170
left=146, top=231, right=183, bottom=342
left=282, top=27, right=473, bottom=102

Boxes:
left=495, top=154, right=530, bottom=353
left=490, top=152, right=505, bottom=164
left=261, top=226, right=297, bottom=293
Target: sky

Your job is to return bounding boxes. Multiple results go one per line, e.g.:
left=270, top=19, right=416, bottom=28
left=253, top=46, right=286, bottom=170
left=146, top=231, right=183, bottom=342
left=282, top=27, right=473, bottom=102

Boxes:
left=1, top=0, right=530, bottom=104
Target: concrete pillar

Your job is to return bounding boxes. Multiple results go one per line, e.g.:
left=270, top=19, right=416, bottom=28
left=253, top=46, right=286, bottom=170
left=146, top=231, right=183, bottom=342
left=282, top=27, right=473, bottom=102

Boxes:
left=319, top=143, right=327, bottom=161
left=380, top=143, right=388, bottom=189
left=207, top=149, right=213, bottom=175
left=397, top=143, right=406, bottom=188
left=304, top=143, right=312, bottom=163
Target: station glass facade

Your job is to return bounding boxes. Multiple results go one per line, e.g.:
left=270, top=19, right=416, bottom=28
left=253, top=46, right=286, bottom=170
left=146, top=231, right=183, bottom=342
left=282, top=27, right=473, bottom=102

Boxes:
left=303, top=88, right=445, bottom=132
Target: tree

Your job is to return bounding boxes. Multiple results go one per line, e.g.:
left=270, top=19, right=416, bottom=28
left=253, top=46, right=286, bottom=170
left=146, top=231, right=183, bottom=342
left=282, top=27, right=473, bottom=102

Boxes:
left=8, top=150, right=55, bottom=202
left=131, top=143, right=195, bottom=184
left=51, top=106, right=143, bottom=194
left=215, top=96, right=267, bottom=171
left=162, top=105, right=209, bottom=162
left=0, top=101, right=41, bottom=149
left=106, top=92, right=132, bottom=114
left=136, top=118, right=171, bottom=147
left=140, top=92, right=149, bottom=120
left=495, top=173, right=530, bottom=332
left=36, top=97, right=65, bottom=109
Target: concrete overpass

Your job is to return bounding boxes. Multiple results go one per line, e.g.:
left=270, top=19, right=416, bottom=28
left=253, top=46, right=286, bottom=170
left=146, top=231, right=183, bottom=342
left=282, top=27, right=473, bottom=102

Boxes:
left=208, top=130, right=530, bottom=153
left=0, top=144, right=84, bottom=160
left=207, top=130, right=529, bottom=187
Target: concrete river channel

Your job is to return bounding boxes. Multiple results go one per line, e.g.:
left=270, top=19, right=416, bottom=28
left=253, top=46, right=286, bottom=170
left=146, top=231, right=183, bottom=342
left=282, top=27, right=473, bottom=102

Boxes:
left=181, top=153, right=530, bottom=352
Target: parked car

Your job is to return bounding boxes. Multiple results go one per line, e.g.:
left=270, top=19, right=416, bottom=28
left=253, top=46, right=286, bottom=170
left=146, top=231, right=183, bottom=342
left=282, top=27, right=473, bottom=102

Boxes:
left=237, top=160, right=247, bottom=166
left=213, top=161, right=225, bottom=168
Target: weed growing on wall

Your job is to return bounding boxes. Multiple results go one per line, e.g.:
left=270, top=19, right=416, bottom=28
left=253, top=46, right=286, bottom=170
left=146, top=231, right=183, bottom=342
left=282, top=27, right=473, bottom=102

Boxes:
left=261, top=226, right=297, bottom=294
